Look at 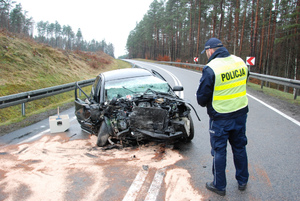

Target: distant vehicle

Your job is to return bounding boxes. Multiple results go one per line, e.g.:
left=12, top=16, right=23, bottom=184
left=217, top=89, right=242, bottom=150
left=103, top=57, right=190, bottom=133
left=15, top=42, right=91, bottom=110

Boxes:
left=74, top=67, right=199, bottom=147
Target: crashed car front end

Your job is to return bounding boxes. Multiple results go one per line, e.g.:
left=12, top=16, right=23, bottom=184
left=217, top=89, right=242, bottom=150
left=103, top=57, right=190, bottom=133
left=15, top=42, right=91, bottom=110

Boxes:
left=75, top=70, right=198, bottom=147
left=101, top=92, right=193, bottom=145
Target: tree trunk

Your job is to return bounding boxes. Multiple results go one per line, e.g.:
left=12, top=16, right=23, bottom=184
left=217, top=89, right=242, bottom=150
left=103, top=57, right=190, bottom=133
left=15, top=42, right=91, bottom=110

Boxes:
left=269, top=0, right=279, bottom=76
left=175, top=24, right=178, bottom=60
left=250, top=0, right=255, bottom=56
left=295, top=0, right=300, bottom=80
left=227, top=5, right=233, bottom=52
left=219, top=0, right=224, bottom=39
left=234, top=0, right=240, bottom=55
left=196, top=0, right=201, bottom=57
left=265, top=0, right=273, bottom=75
left=252, top=0, right=260, bottom=63
left=212, top=3, right=217, bottom=37
left=188, top=0, right=196, bottom=61
left=156, top=25, right=159, bottom=60
left=178, top=22, right=182, bottom=60
left=259, top=5, right=266, bottom=73
left=239, top=0, right=248, bottom=57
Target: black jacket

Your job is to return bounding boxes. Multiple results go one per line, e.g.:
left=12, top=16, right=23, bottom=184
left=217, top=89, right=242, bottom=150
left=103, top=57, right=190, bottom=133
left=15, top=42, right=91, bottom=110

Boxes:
left=196, top=47, right=249, bottom=120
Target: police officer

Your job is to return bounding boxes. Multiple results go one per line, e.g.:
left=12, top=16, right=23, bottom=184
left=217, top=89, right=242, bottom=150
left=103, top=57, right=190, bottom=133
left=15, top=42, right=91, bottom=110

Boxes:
left=196, top=38, right=249, bottom=196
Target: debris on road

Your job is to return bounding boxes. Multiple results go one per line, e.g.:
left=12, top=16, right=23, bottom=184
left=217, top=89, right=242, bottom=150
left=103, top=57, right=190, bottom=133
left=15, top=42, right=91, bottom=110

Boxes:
left=0, top=134, right=203, bottom=200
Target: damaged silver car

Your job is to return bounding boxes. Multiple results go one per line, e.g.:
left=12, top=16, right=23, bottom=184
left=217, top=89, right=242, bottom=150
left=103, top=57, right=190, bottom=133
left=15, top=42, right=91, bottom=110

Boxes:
left=75, top=67, right=200, bottom=147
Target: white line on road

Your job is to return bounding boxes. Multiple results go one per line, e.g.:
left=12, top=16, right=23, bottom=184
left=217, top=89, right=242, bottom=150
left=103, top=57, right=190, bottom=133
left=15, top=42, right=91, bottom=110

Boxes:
left=138, top=62, right=184, bottom=99
left=122, top=167, right=149, bottom=201
left=17, top=116, right=77, bottom=144
left=17, top=128, right=50, bottom=144
left=135, top=60, right=300, bottom=127
left=247, top=93, right=300, bottom=127
left=148, top=61, right=300, bottom=127
left=144, top=168, right=166, bottom=201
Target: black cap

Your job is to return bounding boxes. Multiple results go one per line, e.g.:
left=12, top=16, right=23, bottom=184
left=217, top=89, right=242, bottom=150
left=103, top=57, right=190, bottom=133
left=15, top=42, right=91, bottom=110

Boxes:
left=201, top=38, right=223, bottom=54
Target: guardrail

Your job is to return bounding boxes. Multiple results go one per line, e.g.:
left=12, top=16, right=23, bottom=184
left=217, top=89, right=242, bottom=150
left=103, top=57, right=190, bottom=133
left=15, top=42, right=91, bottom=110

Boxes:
left=0, top=78, right=95, bottom=116
left=0, top=63, right=138, bottom=117
left=1, top=61, right=299, bottom=117
left=156, top=61, right=300, bottom=99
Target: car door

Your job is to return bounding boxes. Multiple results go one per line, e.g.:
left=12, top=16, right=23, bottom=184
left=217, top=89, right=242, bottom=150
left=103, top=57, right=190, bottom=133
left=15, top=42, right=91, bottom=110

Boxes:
left=74, top=76, right=102, bottom=131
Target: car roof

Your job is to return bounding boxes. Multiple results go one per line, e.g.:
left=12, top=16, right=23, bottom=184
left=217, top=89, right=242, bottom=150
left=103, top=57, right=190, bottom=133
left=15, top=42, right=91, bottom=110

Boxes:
left=102, top=68, right=153, bottom=82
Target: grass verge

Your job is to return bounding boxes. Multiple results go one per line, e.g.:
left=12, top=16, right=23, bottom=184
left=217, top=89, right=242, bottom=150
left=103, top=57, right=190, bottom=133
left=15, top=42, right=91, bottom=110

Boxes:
left=247, top=82, right=300, bottom=106
left=0, top=59, right=131, bottom=130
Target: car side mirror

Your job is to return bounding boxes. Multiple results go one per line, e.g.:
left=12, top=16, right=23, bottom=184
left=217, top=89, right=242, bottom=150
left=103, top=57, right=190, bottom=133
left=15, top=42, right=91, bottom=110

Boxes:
left=173, top=86, right=183, bottom=91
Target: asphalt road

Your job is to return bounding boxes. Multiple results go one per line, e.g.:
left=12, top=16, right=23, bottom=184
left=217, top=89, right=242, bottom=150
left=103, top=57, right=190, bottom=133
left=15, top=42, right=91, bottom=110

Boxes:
left=0, top=60, right=299, bottom=201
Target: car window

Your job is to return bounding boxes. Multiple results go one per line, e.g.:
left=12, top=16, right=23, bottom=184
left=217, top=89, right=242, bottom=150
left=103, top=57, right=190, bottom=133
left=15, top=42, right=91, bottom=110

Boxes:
left=105, top=76, right=171, bottom=101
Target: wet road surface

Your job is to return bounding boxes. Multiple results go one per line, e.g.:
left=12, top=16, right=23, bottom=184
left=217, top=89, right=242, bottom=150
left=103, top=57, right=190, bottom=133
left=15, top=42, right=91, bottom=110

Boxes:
left=1, top=60, right=300, bottom=200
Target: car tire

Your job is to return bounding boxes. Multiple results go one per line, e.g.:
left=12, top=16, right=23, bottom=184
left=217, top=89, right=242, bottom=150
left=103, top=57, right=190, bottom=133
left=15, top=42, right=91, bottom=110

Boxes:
left=185, top=114, right=194, bottom=142
left=96, top=121, right=110, bottom=147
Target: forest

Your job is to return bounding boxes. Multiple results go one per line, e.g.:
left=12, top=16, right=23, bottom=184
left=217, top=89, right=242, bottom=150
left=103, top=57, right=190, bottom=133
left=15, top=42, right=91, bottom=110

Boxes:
left=0, top=1, right=115, bottom=57
left=126, top=0, right=299, bottom=80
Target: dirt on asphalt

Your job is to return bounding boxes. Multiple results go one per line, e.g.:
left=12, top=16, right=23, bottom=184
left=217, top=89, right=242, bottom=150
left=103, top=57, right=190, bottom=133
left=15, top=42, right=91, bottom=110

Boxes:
left=0, top=134, right=204, bottom=200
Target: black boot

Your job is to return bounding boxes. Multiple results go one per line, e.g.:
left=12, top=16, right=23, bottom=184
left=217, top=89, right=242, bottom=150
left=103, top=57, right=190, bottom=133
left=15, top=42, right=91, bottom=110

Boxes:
left=238, top=183, right=247, bottom=191
left=205, top=182, right=226, bottom=196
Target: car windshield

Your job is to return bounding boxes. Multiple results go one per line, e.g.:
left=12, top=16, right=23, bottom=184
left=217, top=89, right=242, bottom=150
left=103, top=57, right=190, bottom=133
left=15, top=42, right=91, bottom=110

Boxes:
left=105, top=76, right=172, bottom=101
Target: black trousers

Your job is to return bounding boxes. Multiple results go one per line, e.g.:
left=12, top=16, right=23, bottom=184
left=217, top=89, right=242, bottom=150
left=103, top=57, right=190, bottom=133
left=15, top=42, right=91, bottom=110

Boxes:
left=209, top=114, right=249, bottom=190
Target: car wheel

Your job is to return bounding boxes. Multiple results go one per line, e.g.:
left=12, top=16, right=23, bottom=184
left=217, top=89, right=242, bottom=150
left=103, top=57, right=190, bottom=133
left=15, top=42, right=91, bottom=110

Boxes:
left=96, top=120, right=110, bottom=147
left=185, top=114, right=194, bottom=142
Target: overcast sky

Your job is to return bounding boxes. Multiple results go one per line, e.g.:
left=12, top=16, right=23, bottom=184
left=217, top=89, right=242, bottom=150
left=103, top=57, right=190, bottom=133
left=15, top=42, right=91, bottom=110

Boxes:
left=17, top=0, right=154, bottom=58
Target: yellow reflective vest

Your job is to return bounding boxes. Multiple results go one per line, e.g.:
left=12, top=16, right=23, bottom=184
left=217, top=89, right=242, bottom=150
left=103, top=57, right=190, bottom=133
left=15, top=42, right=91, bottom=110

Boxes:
left=207, top=55, right=248, bottom=113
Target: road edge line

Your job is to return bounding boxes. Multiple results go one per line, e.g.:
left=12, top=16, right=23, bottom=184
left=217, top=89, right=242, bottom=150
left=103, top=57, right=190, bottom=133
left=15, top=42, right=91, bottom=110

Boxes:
left=247, top=93, right=300, bottom=127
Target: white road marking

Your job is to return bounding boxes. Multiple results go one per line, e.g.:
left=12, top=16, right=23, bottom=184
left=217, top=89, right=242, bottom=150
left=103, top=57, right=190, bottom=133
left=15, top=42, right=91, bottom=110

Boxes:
left=134, top=60, right=300, bottom=126
left=122, top=168, right=149, bottom=201
left=247, top=93, right=300, bottom=127
left=144, top=168, right=166, bottom=201
left=17, top=116, right=78, bottom=144
left=148, top=63, right=184, bottom=98
left=135, top=61, right=184, bottom=99
left=17, top=129, right=50, bottom=144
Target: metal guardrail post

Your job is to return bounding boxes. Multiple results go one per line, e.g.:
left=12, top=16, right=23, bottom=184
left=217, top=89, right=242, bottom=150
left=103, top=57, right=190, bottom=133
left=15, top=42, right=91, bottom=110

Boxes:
left=22, top=103, right=25, bottom=116
left=294, top=89, right=298, bottom=100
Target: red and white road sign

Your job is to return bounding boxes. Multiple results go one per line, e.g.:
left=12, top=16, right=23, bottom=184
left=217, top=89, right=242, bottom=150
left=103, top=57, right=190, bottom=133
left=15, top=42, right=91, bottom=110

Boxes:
left=194, top=57, right=198, bottom=62
left=246, top=57, right=255, bottom=65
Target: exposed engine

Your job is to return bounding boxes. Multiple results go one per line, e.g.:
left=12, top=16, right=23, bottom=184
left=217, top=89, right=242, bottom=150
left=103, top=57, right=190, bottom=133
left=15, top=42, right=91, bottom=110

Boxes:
left=100, top=93, right=192, bottom=142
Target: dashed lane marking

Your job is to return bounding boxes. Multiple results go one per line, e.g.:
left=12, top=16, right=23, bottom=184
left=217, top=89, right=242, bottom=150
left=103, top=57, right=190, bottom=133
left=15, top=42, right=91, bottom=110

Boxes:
left=122, top=167, right=149, bottom=201
left=144, top=168, right=166, bottom=201
left=122, top=167, right=166, bottom=201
